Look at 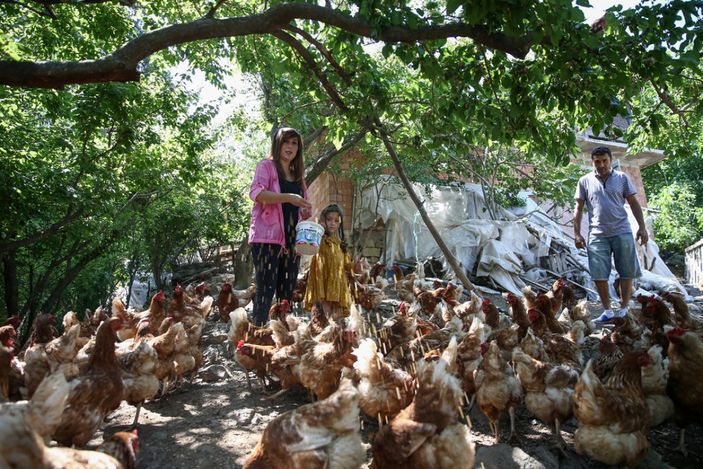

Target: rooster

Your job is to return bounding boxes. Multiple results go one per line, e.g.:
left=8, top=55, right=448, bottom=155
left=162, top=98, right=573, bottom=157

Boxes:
left=371, top=337, right=475, bottom=468
left=666, top=327, right=703, bottom=455
left=52, top=317, right=124, bottom=447
left=244, top=373, right=366, bottom=469
left=573, top=351, right=652, bottom=466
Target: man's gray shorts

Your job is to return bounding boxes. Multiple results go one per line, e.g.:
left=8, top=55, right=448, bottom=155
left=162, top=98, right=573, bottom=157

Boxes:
left=587, top=233, right=642, bottom=281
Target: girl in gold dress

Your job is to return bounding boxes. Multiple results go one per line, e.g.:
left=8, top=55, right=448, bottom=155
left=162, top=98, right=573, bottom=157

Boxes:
left=304, top=204, right=353, bottom=320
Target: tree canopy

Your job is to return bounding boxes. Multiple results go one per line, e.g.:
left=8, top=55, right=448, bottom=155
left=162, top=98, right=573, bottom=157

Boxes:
left=1, top=1, right=702, bottom=318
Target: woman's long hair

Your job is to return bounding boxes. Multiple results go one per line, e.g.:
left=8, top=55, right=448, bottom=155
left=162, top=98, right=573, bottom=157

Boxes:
left=271, top=127, right=305, bottom=183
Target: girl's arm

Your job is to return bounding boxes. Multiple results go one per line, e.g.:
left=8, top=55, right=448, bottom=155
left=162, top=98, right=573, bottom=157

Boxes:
left=256, top=190, right=311, bottom=209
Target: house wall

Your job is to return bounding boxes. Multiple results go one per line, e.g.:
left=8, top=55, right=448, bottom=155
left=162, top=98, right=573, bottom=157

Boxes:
left=309, top=144, right=657, bottom=262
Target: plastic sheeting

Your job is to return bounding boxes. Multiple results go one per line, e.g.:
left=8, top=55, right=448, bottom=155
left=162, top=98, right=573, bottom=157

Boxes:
left=355, top=177, right=686, bottom=296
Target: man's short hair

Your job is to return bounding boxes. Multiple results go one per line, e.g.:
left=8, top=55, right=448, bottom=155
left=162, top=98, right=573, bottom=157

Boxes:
left=591, top=146, right=612, bottom=158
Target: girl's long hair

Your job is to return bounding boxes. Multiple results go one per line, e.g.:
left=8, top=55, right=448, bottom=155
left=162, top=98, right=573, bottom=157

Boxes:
left=321, top=203, right=347, bottom=252
left=271, top=127, right=305, bottom=183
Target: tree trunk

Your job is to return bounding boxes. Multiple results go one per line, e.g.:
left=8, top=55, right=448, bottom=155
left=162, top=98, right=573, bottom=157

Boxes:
left=41, top=240, right=113, bottom=314
left=2, top=252, right=19, bottom=316
left=377, top=127, right=479, bottom=295
left=232, top=242, right=253, bottom=289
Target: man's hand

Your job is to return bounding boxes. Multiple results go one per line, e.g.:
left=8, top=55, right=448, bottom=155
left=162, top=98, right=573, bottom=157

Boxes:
left=574, top=234, right=586, bottom=249
left=636, top=227, right=649, bottom=246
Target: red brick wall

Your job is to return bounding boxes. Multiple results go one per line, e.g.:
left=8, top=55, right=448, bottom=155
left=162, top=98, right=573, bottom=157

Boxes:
left=307, top=170, right=354, bottom=232
left=620, top=165, right=648, bottom=208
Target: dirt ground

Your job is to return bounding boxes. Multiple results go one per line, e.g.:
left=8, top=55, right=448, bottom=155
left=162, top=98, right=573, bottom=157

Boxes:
left=91, top=301, right=703, bottom=469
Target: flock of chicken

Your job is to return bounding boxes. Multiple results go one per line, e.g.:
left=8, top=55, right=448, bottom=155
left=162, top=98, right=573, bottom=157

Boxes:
left=1, top=263, right=702, bottom=468
left=230, top=265, right=703, bottom=469
left=0, top=283, right=220, bottom=468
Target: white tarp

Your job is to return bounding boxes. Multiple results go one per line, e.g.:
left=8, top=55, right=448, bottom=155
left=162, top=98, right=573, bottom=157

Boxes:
left=356, top=177, right=686, bottom=298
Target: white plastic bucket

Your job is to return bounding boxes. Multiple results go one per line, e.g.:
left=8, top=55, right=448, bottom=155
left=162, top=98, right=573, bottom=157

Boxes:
left=295, top=220, right=325, bottom=256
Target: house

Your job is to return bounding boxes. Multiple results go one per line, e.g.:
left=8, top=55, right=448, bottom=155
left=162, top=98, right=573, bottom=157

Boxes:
left=307, top=125, right=667, bottom=264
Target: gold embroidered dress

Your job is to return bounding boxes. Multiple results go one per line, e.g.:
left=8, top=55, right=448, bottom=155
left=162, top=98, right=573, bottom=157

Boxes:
left=304, top=234, right=353, bottom=309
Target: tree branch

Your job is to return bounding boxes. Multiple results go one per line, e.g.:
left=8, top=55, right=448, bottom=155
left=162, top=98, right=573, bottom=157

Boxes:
left=0, top=208, right=84, bottom=254
left=0, top=3, right=532, bottom=88
left=284, top=24, right=352, bottom=84
left=373, top=120, right=479, bottom=294
left=271, top=29, right=347, bottom=110
left=305, top=130, right=367, bottom=184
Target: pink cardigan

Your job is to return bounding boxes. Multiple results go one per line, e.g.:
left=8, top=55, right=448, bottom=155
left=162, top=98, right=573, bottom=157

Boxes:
left=248, top=159, right=309, bottom=246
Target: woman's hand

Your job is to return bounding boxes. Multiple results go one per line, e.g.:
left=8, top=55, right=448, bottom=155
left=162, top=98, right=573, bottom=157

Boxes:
left=286, top=193, right=312, bottom=210
left=574, top=234, right=586, bottom=249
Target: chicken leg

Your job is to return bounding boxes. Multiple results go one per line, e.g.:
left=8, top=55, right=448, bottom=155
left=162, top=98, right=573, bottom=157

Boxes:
left=675, top=428, right=688, bottom=457
left=554, top=418, right=568, bottom=455
left=508, top=406, right=519, bottom=444
left=132, top=403, right=143, bottom=428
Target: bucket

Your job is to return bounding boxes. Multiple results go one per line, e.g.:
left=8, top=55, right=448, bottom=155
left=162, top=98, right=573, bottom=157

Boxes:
left=295, top=220, right=325, bottom=256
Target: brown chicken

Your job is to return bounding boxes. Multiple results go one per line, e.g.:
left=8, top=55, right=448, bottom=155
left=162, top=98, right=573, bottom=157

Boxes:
left=20, top=313, right=57, bottom=354
left=573, top=351, right=652, bottom=466
left=371, top=337, right=475, bottom=468
left=640, top=344, right=674, bottom=429
left=353, top=282, right=386, bottom=311
left=416, top=287, right=444, bottom=316
left=0, top=320, right=17, bottom=350
left=235, top=340, right=275, bottom=390
left=217, top=281, right=239, bottom=322
left=117, top=320, right=159, bottom=426
left=592, top=335, right=623, bottom=382
left=168, top=284, right=213, bottom=323
left=52, top=317, right=124, bottom=447
left=666, top=327, right=703, bottom=455
left=643, top=295, right=673, bottom=331
left=352, top=338, right=414, bottom=420
left=0, top=345, right=13, bottom=401
left=113, top=291, right=167, bottom=339
left=228, top=307, right=277, bottom=389
left=475, top=340, right=522, bottom=442
left=46, top=430, right=139, bottom=468
left=1, top=373, right=138, bottom=469
left=0, top=372, right=71, bottom=467
left=299, top=325, right=357, bottom=400
left=23, top=323, right=82, bottom=398
left=308, top=301, right=330, bottom=337
left=527, top=308, right=582, bottom=369
left=244, top=374, right=366, bottom=469
left=505, top=292, right=530, bottom=341
left=545, top=278, right=565, bottom=317
left=535, top=293, right=565, bottom=334
left=512, top=347, right=577, bottom=449
left=378, top=302, right=417, bottom=353
left=661, top=291, right=703, bottom=332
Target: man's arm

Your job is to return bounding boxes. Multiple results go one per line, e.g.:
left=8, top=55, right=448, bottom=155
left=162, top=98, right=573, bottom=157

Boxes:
left=625, top=195, right=649, bottom=246
left=573, top=198, right=586, bottom=249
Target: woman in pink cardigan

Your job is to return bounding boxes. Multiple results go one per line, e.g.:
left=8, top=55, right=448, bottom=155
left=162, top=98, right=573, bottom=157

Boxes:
left=248, top=127, right=312, bottom=325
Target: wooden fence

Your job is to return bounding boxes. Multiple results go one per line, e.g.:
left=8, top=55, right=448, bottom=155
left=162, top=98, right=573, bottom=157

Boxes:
left=685, top=238, right=703, bottom=287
